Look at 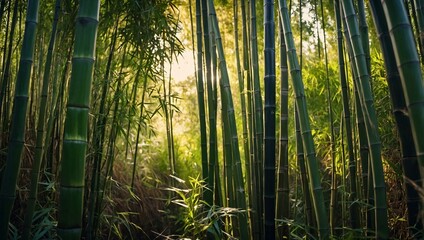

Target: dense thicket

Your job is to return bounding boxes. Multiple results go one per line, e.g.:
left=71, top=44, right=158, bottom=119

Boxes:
left=0, top=0, right=424, bottom=239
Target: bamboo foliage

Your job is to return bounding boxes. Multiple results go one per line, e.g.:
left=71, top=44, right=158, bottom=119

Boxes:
left=0, top=0, right=424, bottom=239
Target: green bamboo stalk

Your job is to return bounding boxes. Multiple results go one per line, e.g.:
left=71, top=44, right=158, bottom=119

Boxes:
left=131, top=72, right=148, bottom=187
left=410, top=0, right=424, bottom=64
left=369, top=2, right=422, bottom=237
left=200, top=0, right=218, bottom=206
left=234, top=1, right=254, bottom=235
left=263, top=0, right=276, bottom=237
left=208, top=0, right=249, bottom=238
left=0, top=0, right=18, bottom=136
left=341, top=1, right=389, bottom=238
left=313, top=0, right=321, bottom=58
left=318, top=0, right=337, bottom=235
left=123, top=62, right=141, bottom=170
left=162, top=60, right=176, bottom=180
left=380, top=0, right=424, bottom=234
left=278, top=0, right=329, bottom=238
left=413, top=0, right=424, bottom=61
left=222, top=97, right=236, bottom=235
left=334, top=0, right=360, bottom=231
left=241, top=0, right=256, bottom=235
left=341, top=5, right=374, bottom=234
left=87, top=19, right=118, bottom=240
left=295, top=104, right=316, bottom=237
left=57, top=0, right=100, bottom=238
left=358, top=0, right=371, bottom=77
left=194, top=0, right=208, bottom=204
left=0, top=0, right=7, bottom=31
left=0, top=0, right=39, bottom=235
left=276, top=12, right=289, bottom=240
left=22, top=0, right=61, bottom=238
left=93, top=71, right=123, bottom=237
left=234, top=0, right=250, bottom=208
left=249, top=1, right=264, bottom=235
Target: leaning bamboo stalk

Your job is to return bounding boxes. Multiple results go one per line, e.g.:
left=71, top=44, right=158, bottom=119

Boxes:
left=208, top=0, right=249, bottom=238
left=341, top=0, right=389, bottom=238
left=278, top=0, right=329, bottom=238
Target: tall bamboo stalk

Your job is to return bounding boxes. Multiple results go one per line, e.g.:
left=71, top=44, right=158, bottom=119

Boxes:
left=0, top=0, right=18, bottom=137
left=22, top=0, right=61, bottom=238
left=317, top=0, right=337, bottom=235
left=57, top=0, right=100, bottom=238
left=208, top=0, right=249, bottom=238
left=334, top=0, right=360, bottom=231
left=380, top=0, right=424, bottom=234
left=369, top=2, right=422, bottom=238
left=276, top=11, right=289, bottom=240
left=295, top=105, right=315, bottom=237
left=263, top=0, right=276, bottom=237
left=413, top=0, right=424, bottom=60
left=194, top=0, right=208, bottom=204
left=240, top=0, right=256, bottom=234
left=0, top=0, right=40, bottom=235
left=278, top=0, right=329, bottom=238
left=249, top=1, right=264, bottom=235
left=341, top=0, right=388, bottom=238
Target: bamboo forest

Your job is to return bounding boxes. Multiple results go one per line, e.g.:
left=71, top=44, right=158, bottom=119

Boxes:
left=2, top=0, right=424, bottom=239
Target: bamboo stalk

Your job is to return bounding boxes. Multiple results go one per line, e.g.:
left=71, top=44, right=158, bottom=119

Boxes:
left=278, top=0, right=329, bottom=238
left=0, top=0, right=40, bottom=235
left=22, top=0, right=61, bottom=238
left=57, top=0, right=100, bottom=238
left=208, top=0, right=249, bottom=238
left=341, top=0, right=389, bottom=238
left=276, top=11, right=289, bottom=240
